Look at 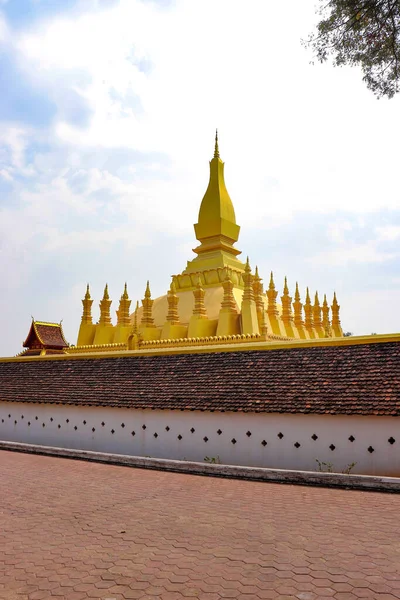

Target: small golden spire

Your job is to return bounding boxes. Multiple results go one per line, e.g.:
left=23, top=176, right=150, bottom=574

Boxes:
left=167, top=278, right=180, bottom=324
left=313, top=291, right=322, bottom=329
left=221, top=268, right=237, bottom=313
left=269, top=271, right=275, bottom=291
left=242, top=258, right=255, bottom=303
left=267, top=271, right=278, bottom=317
left=293, top=282, right=303, bottom=328
left=193, top=274, right=207, bottom=317
left=304, top=287, right=313, bottom=330
left=99, top=284, right=112, bottom=326
left=122, top=282, right=129, bottom=300
left=281, top=277, right=293, bottom=325
left=81, top=284, right=93, bottom=324
left=214, top=129, right=220, bottom=159
left=117, top=283, right=131, bottom=326
left=322, top=294, right=331, bottom=337
left=141, top=282, right=154, bottom=327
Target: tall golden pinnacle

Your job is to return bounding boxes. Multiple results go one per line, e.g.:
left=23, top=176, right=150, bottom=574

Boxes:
left=281, top=277, right=293, bottom=324
left=214, top=128, right=220, bottom=159
left=242, top=258, right=255, bottom=303
left=141, top=281, right=154, bottom=327
left=117, top=283, right=131, bottom=326
left=313, top=291, right=322, bottom=328
left=293, top=282, right=303, bottom=328
left=221, top=269, right=237, bottom=313
left=167, top=279, right=180, bottom=324
left=99, top=284, right=112, bottom=326
left=267, top=271, right=278, bottom=317
left=81, top=284, right=93, bottom=324
left=304, top=287, right=313, bottom=330
left=193, top=274, right=207, bottom=317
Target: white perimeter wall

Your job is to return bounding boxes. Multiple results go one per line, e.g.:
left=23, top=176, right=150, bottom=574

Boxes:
left=0, top=402, right=399, bottom=476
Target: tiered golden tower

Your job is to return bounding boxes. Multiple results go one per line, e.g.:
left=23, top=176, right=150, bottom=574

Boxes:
left=74, top=133, right=343, bottom=353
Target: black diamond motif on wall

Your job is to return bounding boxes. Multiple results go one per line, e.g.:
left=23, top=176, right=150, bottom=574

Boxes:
left=190, top=428, right=195, bottom=433
left=154, top=433, right=158, bottom=438
left=329, top=444, right=335, bottom=451
left=294, top=442, right=301, bottom=448
left=58, top=425, right=61, bottom=429
left=111, top=429, right=115, bottom=434
left=311, top=434, right=318, bottom=441
left=83, top=420, right=86, bottom=425
left=66, top=419, right=69, bottom=423
left=278, top=432, right=284, bottom=439
left=27, top=422, right=30, bottom=426
left=142, top=425, right=146, bottom=430
left=21, top=415, right=24, bottom=419
left=261, top=440, right=267, bottom=447
left=217, top=429, right=222, bottom=435
left=74, top=426, right=78, bottom=431
left=50, top=418, right=53, bottom=422
left=121, top=423, right=125, bottom=428
left=166, top=426, right=170, bottom=431
left=131, top=431, right=136, bottom=436
left=368, top=446, right=375, bottom=453
left=92, top=427, right=95, bottom=432
left=35, top=416, right=38, bottom=420
left=231, top=438, right=237, bottom=444
left=203, top=436, right=208, bottom=442
left=14, top=420, right=17, bottom=424
left=388, top=437, right=396, bottom=445
left=8, top=415, right=11, bottom=418
left=177, top=434, right=182, bottom=440
left=349, top=435, right=355, bottom=442
left=246, top=431, right=252, bottom=437
left=42, top=423, right=45, bottom=428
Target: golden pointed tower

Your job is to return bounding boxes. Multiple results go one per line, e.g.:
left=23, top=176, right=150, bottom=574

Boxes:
left=313, top=291, right=323, bottom=336
left=322, top=294, right=331, bottom=337
left=184, top=131, right=244, bottom=274
left=117, top=283, right=131, bottom=327
left=141, top=281, right=155, bottom=327
left=267, top=272, right=278, bottom=317
left=193, top=275, right=207, bottom=318
left=304, top=287, right=315, bottom=337
left=81, top=284, right=93, bottom=324
left=166, top=279, right=180, bottom=324
left=293, top=282, right=303, bottom=328
left=241, top=258, right=259, bottom=335
left=281, top=277, right=293, bottom=325
left=331, top=292, right=343, bottom=337
left=99, top=284, right=112, bottom=326
left=217, top=268, right=241, bottom=337
left=253, top=266, right=265, bottom=315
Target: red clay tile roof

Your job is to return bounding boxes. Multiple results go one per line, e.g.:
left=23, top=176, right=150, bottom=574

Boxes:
left=1, top=341, right=400, bottom=415
left=23, top=321, right=68, bottom=350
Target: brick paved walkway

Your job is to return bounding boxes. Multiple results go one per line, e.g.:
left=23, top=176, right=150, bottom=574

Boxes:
left=0, top=451, right=400, bottom=600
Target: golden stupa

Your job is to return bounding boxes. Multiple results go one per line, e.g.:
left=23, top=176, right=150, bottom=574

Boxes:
left=71, top=132, right=343, bottom=355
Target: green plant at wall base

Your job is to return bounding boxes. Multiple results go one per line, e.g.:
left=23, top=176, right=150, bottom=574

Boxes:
left=316, top=459, right=357, bottom=474
left=204, top=456, right=220, bottom=464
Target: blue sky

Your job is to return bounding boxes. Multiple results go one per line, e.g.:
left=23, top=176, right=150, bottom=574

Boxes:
left=1, top=0, right=400, bottom=356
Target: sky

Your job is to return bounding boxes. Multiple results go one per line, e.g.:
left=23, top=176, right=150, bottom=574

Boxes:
left=1, top=0, right=400, bottom=356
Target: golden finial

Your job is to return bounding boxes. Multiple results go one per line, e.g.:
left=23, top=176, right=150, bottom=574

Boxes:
left=84, top=284, right=91, bottom=300
left=269, top=271, right=275, bottom=291
left=314, top=291, right=320, bottom=305
left=245, top=256, right=251, bottom=273
left=103, top=284, right=109, bottom=300
left=332, top=291, right=338, bottom=306
left=323, top=293, right=328, bottom=307
left=283, top=276, right=289, bottom=296
left=295, top=281, right=300, bottom=302
left=306, top=287, right=311, bottom=303
left=122, top=282, right=129, bottom=299
left=214, top=129, right=220, bottom=159
left=145, top=280, right=151, bottom=299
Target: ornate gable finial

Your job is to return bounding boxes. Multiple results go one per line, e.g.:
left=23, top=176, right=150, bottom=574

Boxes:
left=103, top=284, right=109, bottom=300
left=313, top=291, right=322, bottom=328
left=84, top=284, right=91, bottom=300
left=144, top=280, right=151, bottom=299
left=214, top=129, right=220, bottom=159
left=269, top=271, right=275, bottom=291
left=281, top=276, right=293, bottom=325
left=267, top=271, right=278, bottom=316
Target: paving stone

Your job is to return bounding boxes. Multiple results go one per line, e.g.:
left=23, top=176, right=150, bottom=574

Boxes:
left=0, top=450, right=400, bottom=600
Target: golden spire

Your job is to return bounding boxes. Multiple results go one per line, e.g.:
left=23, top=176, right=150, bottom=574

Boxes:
left=81, top=284, right=93, bottom=324
left=141, top=281, right=154, bottom=327
left=242, top=257, right=255, bottom=303
left=193, top=274, right=207, bottom=317
left=192, top=131, right=241, bottom=264
left=281, top=277, right=293, bottom=325
left=313, top=291, right=322, bottom=328
left=117, top=283, right=131, bottom=326
left=99, top=284, right=112, bottom=326
left=267, top=271, right=278, bottom=317
left=322, top=294, right=331, bottom=337
left=253, top=266, right=264, bottom=314
left=304, top=287, right=313, bottom=330
left=293, top=282, right=303, bottom=328
left=214, top=128, right=220, bottom=158
left=167, top=278, right=180, bottom=324
left=221, top=269, right=237, bottom=313
left=331, top=292, right=341, bottom=329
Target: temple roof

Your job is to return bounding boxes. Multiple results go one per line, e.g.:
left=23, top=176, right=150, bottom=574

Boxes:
left=22, top=321, right=68, bottom=353
left=2, top=341, right=400, bottom=416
